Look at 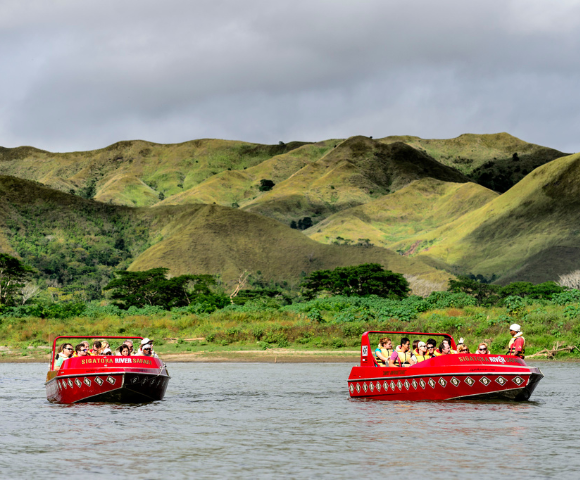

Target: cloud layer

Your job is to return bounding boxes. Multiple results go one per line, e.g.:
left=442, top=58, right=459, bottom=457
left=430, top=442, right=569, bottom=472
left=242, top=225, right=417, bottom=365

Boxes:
left=1, top=0, right=579, bottom=152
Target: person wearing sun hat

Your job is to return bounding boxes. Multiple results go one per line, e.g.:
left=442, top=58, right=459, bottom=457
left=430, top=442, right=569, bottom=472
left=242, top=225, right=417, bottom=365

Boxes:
left=141, top=343, right=158, bottom=358
left=137, top=338, right=157, bottom=357
left=507, top=324, right=525, bottom=358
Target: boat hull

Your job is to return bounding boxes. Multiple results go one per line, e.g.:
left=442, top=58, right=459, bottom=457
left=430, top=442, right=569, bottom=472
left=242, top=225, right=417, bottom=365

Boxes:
left=348, top=355, right=543, bottom=401
left=46, top=356, right=170, bottom=404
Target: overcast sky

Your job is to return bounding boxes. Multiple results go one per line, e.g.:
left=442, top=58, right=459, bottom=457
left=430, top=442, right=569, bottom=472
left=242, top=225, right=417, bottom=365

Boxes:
left=1, top=0, right=579, bottom=152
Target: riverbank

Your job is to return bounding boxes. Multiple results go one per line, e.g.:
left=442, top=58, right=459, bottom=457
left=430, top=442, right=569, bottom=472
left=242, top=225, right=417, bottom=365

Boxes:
left=0, top=348, right=360, bottom=363
left=2, top=347, right=579, bottom=364
left=1, top=303, right=579, bottom=361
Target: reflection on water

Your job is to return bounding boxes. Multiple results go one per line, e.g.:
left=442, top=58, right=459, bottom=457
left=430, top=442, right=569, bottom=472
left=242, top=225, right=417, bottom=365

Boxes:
left=0, top=362, right=577, bottom=479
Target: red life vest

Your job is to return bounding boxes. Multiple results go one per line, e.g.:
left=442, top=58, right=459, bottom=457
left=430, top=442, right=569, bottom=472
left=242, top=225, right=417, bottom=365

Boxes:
left=508, top=335, right=525, bottom=357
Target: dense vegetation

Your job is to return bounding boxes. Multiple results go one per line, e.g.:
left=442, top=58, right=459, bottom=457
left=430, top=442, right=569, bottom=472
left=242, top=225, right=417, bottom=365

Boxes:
left=1, top=258, right=579, bottom=360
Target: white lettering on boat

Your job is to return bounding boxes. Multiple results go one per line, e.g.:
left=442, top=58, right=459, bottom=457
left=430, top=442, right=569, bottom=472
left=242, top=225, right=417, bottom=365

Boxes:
left=488, top=356, right=506, bottom=364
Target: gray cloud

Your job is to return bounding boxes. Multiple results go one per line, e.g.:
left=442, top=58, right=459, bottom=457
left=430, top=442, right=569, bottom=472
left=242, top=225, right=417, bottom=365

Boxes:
left=1, top=0, right=579, bottom=152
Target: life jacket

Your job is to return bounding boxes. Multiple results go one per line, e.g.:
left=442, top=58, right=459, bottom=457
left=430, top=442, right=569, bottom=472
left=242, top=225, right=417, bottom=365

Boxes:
left=375, top=347, right=393, bottom=366
left=508, top=333, right=525, bottom=357
left=414, top=353, right=428, bottom=363
left=433, top=350, right=442, bottom=356
left=395, top=350, right=412, bottom=367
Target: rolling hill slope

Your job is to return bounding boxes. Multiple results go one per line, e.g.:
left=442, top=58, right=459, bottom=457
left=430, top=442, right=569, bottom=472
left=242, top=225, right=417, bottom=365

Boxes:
left=0, top=175, right=450, bottom=291
left=158, top=141, right=336, bottom=207
left=240, top=136, right=469, bottom=225
left=0, top=139, right=311, bottom=207
left=129, top=203, right=452, bottom=287
left=379, top=132, right=568, bottom=192
left=386, top=152, right=580, bottom=282
left=306, top=178, right=498, bottom=251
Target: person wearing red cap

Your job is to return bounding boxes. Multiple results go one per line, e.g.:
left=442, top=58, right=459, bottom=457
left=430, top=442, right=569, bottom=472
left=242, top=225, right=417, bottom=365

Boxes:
left=507, top=324, right=525, bottom=358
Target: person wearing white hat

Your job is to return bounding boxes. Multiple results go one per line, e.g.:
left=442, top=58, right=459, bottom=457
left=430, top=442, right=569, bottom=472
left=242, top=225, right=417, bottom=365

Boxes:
left=507, top=324, right=525, bottom=358
left=137, top=338, right=156, bottom=356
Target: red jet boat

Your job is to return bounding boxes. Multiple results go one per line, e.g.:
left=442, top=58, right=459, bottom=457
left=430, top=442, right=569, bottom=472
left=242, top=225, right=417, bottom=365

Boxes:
left=46, top=336, right=170, bottom=404
left=348, top=331, right=543, bottom=401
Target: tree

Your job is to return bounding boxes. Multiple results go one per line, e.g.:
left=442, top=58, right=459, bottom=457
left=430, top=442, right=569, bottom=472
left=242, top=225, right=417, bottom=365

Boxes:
left=79, top=179, right=97, bottom=199
left=301, top=263, right=409, bottom=299
left=0, top=254, right=35, bottom=306
left=158, top=192, right=165, bottom=201
left=301, top=217, right=313, bottom=230
left=259, top=179, right=275, bottom=192
left=103, top=268, right=219, bottom=309
left=290, top=220, right=298, bottom=229
left=448, top=276, right=499, bottom=305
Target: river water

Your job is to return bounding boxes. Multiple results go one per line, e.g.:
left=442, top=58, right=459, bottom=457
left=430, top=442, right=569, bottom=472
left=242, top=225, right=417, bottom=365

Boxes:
left=0, top=362, right=578, bottom=479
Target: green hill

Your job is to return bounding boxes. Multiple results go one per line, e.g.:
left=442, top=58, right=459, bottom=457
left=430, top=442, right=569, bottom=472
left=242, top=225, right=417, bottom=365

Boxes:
left=240, top=136, right=469, bottom=226
left=0, top=139, right=311, bottom=207
left=307, top=178, right=498, bottom=251
left=385, top=152, right=580, bottom=282
left=158, top=141, right=337, bottom=207
left=0, top=175, right=450, bottom=293
left=129, top=203, right=452, bottom=287
left=379, top=132, right=568, bottom=192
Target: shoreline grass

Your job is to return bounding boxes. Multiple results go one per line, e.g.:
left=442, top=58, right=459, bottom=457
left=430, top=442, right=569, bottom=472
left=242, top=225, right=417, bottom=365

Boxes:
left=2, top=303, right=579, bottom=362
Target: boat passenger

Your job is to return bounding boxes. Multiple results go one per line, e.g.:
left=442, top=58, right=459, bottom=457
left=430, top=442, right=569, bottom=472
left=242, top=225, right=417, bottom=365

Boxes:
left=124, top=340, right=134, bottom=355
left=438, top=341, right=451, bottom=355
left=102, top=341, right=110, bottom=351
left=412, top=339, right=420, bottom=355
left=141, top=344, right=158, bottom=358
left=426, top=339, right=439, bottom=356
left=81, top=341, right=92, bottom=355
left=444, top=336, right=458, bottom=354
left=89, top=341, right=102, bottom=356
left=75, top=344, right=89, bottom=357
left=54, top=343, right=66, bottom=362
left=507, top=324, right=525, bottom=358
left=116, top=345, right=131, bottom=356
left=375, top=337, right=393, bottom=366
left=389, top=337, right=416, bottom=367
left=103, top=348, right=113, bottom=355
left=457, top=345, right=470, bottom=354
left=137, top=338, right=157, bottom=356
left=55, top=343, right=74, bottom=369
left=412, top=341, right=430, bottom=363
left=477, top=343, right=489, bottom=354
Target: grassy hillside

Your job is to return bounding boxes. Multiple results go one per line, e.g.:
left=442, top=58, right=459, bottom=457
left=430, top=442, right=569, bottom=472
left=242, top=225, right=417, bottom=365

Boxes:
left=0, top=175, right=450, bottom=293
left=129, top=203, right=452, bottom=287
left=307, top=178, right=498, bottom=252
left=158, top=141, right=337, bottom=207
left=240, top=136, right=469, bottom=226
left=379, top=132, right=568, bottom=192
left=0, top=139, right=310, bottom=207
left=383, top=152, right=580, bottom=282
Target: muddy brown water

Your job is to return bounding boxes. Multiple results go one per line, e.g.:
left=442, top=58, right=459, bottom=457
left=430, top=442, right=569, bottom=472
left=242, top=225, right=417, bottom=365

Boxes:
left=0, top=362, right=577, bottom=479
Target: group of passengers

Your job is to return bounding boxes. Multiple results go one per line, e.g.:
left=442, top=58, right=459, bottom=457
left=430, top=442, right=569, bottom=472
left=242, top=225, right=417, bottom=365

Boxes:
left=54, top=338, right=158, bottom=369
left=375, top=336, right=490, bottom=368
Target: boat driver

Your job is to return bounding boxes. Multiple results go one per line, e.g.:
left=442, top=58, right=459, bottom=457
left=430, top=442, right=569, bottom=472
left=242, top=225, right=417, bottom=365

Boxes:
left=507, top=324, right=525, bottom=358
left=388, top=337, right=416, bottom=367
